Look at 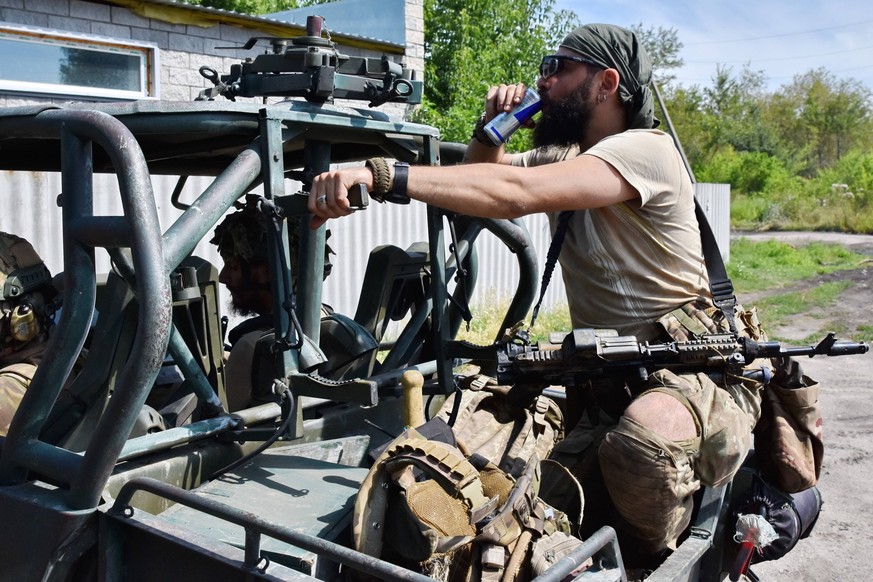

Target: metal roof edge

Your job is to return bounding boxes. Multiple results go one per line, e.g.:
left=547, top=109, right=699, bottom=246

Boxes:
left=268, top=0, right=407, bottom=47
left=103, top=0, right=406, bottom=54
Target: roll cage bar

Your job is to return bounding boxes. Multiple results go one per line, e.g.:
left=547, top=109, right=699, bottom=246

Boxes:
left=0, top=99, right=539, bottom=512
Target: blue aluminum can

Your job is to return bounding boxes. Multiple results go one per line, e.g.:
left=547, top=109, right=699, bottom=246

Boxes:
left=483, top=87, right=542, bottom=145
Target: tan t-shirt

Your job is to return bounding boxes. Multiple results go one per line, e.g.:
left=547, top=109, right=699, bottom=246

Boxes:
left=514, top=130, right=709, bottom=341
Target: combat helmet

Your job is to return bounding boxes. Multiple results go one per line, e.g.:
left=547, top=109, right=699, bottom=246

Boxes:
left=210, top=197, right=333, bottom=277
left=210, top=201, right=271, bottom=262
left=0, top=232, right=54, bottom=346
left=0, top=232, right=51, bottom=301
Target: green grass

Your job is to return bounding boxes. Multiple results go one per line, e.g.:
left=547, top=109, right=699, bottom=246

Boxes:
left=855, top=325, right=873, bottom=343
left=758, top=291, right=873, bottom=345
left=727, top=239, right=868, bottom=293
left=455, top=293, right=571, bottom=345
left=727, top=239, right=870, bottom=343
left=751, top=280, right=850, bottom=327
left=456, top=240, right=869, bottom=344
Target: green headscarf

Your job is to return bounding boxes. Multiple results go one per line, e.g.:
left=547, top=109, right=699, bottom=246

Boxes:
left=559, top=23, right=659, bottom=129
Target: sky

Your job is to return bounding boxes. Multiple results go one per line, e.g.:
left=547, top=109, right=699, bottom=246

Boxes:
left=552, top=0, right=873, bottom=92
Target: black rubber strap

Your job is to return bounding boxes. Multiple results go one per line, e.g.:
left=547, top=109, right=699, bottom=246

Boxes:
left=380, top=162, right=411, bottom=204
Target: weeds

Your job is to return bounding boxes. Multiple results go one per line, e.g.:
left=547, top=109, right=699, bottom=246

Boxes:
left=855, top=325, right=873, bottom=343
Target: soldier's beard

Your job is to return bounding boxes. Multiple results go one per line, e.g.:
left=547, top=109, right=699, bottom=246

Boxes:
left=533, top=75, right=596, bottom=149
left=228, top=281, right=271, bottom=317
left=230, top=299, right=259, bottom=318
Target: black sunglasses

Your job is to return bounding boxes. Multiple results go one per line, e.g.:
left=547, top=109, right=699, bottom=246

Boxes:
left=539, top=54, right=602, bottom=79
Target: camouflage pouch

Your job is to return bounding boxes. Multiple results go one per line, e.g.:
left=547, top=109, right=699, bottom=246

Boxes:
left=656, top=300, right=721, bottom=341
left=656, top=299, right=766, bottom=342
left=435, top=375, right=564, bottom=479
left=753, top=358, right=823, bottom=493
left=529, top=531, right=590, bottom=578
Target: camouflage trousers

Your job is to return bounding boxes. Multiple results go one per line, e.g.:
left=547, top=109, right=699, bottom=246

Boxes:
left=543, top=370, right=762, bottom=554
left=542, top=301, right=767, bottom=553
left=600, top=369, right=763, bottom=552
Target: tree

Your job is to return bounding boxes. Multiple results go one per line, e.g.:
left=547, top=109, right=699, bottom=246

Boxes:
left=658, top=83, right=708, bottom=169
left=702, top=64, right=787, bottom=157
left=770, top=69, right=873, bottom=174
left=660, top=63, right=797, bottom=173
left=629, top=23, right=683, bottom=87
left=417, top=0, right=578, bottom=148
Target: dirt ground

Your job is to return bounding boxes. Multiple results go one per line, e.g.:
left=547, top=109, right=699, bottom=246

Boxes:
left=730, top=232, right=873, bottom=582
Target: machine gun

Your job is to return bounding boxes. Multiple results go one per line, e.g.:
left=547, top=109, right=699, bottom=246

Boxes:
left=449, top=328, right=869, bottom=389
left=196, top=15, right=422, bottom=106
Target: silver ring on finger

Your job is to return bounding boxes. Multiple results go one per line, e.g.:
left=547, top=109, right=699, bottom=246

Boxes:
left=316, top=194, right=327, bottom=205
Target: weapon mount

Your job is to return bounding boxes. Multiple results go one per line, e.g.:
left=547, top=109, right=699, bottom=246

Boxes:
left=196, top=15, right=422, bottom=107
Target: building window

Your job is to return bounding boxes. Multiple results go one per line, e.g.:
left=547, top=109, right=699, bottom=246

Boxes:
left=0, top=24, right=158, bottom=100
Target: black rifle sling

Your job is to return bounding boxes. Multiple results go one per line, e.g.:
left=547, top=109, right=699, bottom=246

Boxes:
left=694, top=198, right=739, bottom=334
left=529, top=209, right=575, bottom=328
left=530, top=200, right=738, bottom=334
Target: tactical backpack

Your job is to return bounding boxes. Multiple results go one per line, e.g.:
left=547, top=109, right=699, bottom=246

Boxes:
left=352, top=377, right=585, bottom=582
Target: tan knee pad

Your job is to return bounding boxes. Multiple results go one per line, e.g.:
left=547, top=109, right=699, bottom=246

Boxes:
left=598, top=416, right=700, bottom=552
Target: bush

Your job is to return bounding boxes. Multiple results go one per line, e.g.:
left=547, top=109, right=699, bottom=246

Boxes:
left=820, top=150, right=873, bottom=193
left=698, top=149, right=794, bottom=196
left=731, top=194, right=775, bottom=227
left=722, top=147, right=873, bottom=234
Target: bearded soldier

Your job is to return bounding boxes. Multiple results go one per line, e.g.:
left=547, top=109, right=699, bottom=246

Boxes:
left=307, top=23, right=766, bottom=564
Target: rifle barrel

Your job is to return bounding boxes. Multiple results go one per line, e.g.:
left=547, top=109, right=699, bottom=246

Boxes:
left=778, top=341, right=869, bottom=358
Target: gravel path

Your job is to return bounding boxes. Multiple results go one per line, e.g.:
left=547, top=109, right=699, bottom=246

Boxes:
left=729, top=231, right=873, bottom=582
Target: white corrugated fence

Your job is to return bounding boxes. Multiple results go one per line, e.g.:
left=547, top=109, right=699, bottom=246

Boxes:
left=0, top=171, right=729, bottom=322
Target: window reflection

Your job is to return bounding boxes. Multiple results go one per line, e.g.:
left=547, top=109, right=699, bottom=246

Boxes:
left=0, top=29, right=153, bottom=99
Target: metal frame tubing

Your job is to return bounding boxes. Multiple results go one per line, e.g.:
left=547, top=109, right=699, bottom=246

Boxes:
left=0, top=110, right=170, bottom=511
left=112, top=477, right=434, bottom=582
